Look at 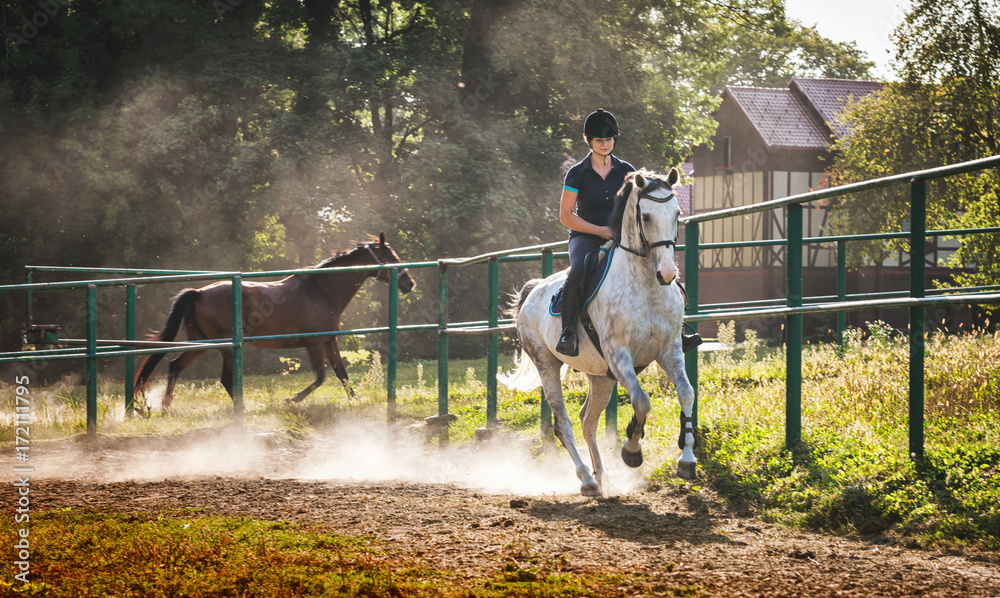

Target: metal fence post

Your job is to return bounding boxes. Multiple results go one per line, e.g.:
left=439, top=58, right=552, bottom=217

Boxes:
left=25, top=268, right=33, bottom=335
left=486, top=257, right=499, bottom=428
left=684, top=222, right=700, bottom=427
left=86, top=284, right=98, bottom=437
left=388, top=267, right=399, bottom=421
left=231, top=275, right=244, bottom=422
left=786, top=204, right=803, bottom=449
left=125, top=284, right=136, bottom=416
left=540, top=249, right=553, bottom=435
left=909, top=179, right=927, bottom=459
left=437, top=263, right=449, bottom=420
left=837, top=240, right=847, bottom=357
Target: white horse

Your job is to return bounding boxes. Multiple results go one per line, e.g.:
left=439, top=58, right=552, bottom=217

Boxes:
left=502, top=168, right=697, bottom=497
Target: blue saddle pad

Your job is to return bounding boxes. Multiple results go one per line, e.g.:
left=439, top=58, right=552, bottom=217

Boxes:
left=549, top=245, right=615, bottom=316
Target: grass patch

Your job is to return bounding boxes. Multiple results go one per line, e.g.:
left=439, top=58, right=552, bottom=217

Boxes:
left=0, top=510, right=702, bottom=597
left=3, top=325, right=999, bottom=551
left=688, top=324, right=1000, bottom=551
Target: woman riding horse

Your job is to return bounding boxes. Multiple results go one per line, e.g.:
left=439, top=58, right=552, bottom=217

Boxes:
left=504, top=170, right=698, bottom=497
left=557, top=109, right=636, bottom=356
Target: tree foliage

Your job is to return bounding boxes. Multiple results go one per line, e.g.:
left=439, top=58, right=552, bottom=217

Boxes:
left=827, top=0, right=1000, bottom=284
left=0, top=0, right=872, bottom=357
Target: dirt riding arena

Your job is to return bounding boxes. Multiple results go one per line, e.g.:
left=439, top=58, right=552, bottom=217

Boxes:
left=9, top=425, right=1000, bottom=597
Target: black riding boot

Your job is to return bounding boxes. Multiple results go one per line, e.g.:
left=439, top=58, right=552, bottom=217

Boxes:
left=556, top=283, right=583, bottom=357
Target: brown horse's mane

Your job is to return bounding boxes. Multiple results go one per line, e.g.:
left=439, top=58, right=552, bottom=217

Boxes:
left=315, top=243, right=372, bottom=269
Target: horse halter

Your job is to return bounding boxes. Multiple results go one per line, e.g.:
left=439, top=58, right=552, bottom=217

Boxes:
left=366, top=244, right=410, bottom=282
left=616, top=189, right=678, bottom=259
left=614, top=188, right=679, bottom=286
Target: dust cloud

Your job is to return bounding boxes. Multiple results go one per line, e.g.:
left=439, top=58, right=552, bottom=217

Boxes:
left=294, top=420, right=647, bottom=496
left=14, top=417, right=649, bottom=497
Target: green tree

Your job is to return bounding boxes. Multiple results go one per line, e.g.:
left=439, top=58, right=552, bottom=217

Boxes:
left=827, top=0, right=1000, bottom=285
left=690, top=3, right=874, bottom=93
left=0, top=0, right=883, bottom=357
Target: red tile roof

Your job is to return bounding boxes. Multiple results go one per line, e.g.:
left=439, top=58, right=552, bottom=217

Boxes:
left=725, top=78, right=884, bottom=150
left=676, top=162, right=693, bottom=215
left=790, top=78, right=885, bottom=139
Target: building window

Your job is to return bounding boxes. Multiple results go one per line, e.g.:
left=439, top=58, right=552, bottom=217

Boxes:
left=722, top=136, right=732, bottom=170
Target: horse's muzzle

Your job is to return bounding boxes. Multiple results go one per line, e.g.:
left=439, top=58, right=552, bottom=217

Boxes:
left=656, top=272, right=675, bottom=286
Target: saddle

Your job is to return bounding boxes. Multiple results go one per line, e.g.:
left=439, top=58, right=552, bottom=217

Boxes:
left=549, top=243, right=702, bottom=380
left=548, top=244, right=615, bottom=317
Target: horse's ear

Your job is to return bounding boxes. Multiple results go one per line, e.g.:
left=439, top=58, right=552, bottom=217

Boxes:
left=378, top=232, right=386, bottom=246
left=634, top=172, right=646, bottom=190
left=667, top=167, right=680, bottom=187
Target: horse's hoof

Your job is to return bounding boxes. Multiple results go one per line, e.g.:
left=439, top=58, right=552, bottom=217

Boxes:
left=581, top=482, right=602, bottom=497
left=621, top=446, right=643, bottom=468
left=677, top=460, right=697, bottom=480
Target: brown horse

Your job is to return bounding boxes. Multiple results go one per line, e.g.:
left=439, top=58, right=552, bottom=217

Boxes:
left=135, top=233, right=415, bottom=409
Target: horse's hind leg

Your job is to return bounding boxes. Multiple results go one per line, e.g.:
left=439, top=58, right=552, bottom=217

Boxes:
left=523, top=339, right=602, bottom=497
left=580, top=375, right=616, bottom=492
left=220, top=350, right=235, bottom=398
left=324, top=338, right=355, bottom=397
left=288, top=344, right=326, bottom=403
left=658, top=347, right=697, bottom=479
left=163, top=349, right=207, bottom=409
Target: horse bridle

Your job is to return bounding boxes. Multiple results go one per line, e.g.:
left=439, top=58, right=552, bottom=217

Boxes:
left=616, top=189, right=678, bottom=259
left=367, top=244, right=410, bottom=282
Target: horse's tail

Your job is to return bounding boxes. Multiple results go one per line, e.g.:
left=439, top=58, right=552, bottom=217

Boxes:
left=498, top=349, right=544, bottom=392
left=134, top=289, right=200, bottom=396
left=505, top=278, right=542, bottom=321
left=499, top=278, right=545, bottom=392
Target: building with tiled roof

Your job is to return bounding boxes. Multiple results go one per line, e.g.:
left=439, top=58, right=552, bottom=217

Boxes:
left=791, top=78, right=884, bottom=140
left=675, top=161, right=693, bottom=216
left=693, top=77, right=884, bottom=181
left=687, top=78, right=966, bottom=337
left=726, top=85, right=831, bottom=149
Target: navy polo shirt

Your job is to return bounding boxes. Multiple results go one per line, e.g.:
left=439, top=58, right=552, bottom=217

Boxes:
left=563, top=153, right=636, bottom=237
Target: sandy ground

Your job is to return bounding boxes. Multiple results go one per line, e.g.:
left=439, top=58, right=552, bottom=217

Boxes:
left=5, top=425, right=1000, bottom=597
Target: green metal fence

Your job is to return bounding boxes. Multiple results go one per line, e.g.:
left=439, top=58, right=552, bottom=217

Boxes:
left=0, top=249, right=577, bottom=437
left=2, top=155, right=999, bottom=454
left=681, top=154, right=1000, bottom=458
left=433, top=243, right=620, bottom=438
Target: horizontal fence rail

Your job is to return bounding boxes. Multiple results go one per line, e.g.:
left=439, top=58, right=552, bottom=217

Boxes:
left=681, top=154, right=1000, bottom=458
left=2, top=155, right=999, bottom=453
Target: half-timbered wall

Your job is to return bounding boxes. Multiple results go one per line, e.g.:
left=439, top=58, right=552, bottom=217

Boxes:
left=694, top=172, right=766, bottom=268
left=693, top=170, right=834, bottom=269
left=771, top=171, right=834, bottom=268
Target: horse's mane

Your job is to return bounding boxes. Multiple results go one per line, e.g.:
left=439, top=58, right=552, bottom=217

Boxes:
left=315, top=242, right=373, bottom=269
left=607, top=169, right=672, bottom=244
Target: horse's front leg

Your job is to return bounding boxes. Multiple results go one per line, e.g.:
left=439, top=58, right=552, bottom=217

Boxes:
left=324, top=338, right=355, bottom=398
left=607, top=349, right=649, bottom=468
left=580, top=375, right=617, bottom=493
left=288, top=344, right=327, bottom=403
left=658, top=344, right=698, bottom=479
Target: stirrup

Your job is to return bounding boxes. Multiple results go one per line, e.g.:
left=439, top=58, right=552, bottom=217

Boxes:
left=556, top=327, right=579, bottom=357
left=682, top=324, right=703, bottom=353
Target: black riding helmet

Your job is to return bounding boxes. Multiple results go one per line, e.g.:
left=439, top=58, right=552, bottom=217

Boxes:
left=583, top=109, right=619, bottom=139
